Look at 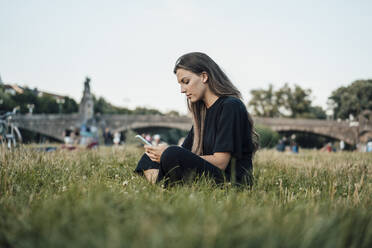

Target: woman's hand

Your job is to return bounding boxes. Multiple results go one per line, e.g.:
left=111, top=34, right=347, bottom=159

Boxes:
left=144, top=144, right=168, bottom=163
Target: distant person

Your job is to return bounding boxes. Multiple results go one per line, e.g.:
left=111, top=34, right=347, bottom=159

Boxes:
left=63, top=128, right=72, bottom=145
left=145, top=134, right=152, bottom=143
left=332, top=143, right=337, bottom=152
left=73, top=127, right=80, bottom=145
left=152, top=134, right=167, bottom=146
left=276, top=139, right=285, bottom=152
left=291, top=142, right=299, bottom=154
left=134, top=52, right=259, bottom=186
left=103, top=128, right=113, bottom=146
left=62, top=127, right=78, bottom=150
left=326, top=142, right=332, bottom=152
left=79, top=123, right=88, bottom=145
left=152, top=134, right=160, bottom=146
left=367, top=140, right=372, bottom=152
left=113, top=132, right=121, bottom=146
left=87, top=126, right=99, bottom=149
left=339, top=140, right=345, bottom=151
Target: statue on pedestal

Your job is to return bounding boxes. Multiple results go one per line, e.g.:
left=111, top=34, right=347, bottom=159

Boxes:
left=79, top=77, right=94, bottom=122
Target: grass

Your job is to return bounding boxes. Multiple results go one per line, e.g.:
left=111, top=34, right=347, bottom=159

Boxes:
left=1, top=146, right=371, bottom=248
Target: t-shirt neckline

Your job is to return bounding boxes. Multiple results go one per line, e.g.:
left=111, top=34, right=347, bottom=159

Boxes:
left=206, top=96, right=224, bottom=111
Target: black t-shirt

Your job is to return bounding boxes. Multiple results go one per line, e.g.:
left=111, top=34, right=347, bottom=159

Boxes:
left=182, top=96, right=254, bottom=183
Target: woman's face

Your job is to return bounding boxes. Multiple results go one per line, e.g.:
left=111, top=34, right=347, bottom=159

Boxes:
left=176, top=68, right=208, bottom=103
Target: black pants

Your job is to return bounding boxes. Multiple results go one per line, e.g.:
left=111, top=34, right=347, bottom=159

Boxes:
left=134, top=146, right=225, bottom=186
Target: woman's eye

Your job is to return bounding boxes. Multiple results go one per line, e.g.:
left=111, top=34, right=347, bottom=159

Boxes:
left=184, top=81, right=189, bottom=85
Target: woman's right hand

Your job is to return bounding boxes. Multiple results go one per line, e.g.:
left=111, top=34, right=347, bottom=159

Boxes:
left=144, top=144, right=168, bottom=163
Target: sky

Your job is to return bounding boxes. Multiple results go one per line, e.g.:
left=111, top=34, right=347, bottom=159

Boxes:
left=1, top=0, right=371, bottom=115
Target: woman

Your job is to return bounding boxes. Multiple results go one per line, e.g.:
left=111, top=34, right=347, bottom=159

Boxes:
left=135, top=52, right=259, bottom=186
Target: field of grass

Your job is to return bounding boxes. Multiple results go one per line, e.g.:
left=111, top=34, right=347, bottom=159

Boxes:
left=1, top=146, right=371, bottom=248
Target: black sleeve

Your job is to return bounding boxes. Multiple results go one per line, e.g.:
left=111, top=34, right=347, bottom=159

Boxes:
left=181, top=126, right=194, bottom=151
left=213, top=100, right=248, bottom=159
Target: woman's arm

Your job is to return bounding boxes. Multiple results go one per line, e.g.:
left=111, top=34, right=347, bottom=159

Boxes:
left=201, top=152, right=231, bottom=171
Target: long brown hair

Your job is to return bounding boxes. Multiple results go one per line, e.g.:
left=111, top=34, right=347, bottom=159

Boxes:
left=173, top=52, right=259, bottom=156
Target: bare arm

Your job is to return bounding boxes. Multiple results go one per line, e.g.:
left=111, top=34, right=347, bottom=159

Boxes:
left=201, top=152, right=231, bottom=170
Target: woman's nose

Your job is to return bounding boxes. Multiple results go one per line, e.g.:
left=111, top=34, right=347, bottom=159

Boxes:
left=180, top=86, right=186, bottom=94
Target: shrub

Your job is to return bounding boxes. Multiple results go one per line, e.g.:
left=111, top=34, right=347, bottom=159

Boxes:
left=255, top=124, right=280, bottom=148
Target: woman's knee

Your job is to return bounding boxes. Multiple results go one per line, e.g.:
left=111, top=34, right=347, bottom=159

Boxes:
left=135, top=153, right=159, bottom=173
left=139, top=153, right=152, bottom=164
left=160, top=145, right=184, bottom=165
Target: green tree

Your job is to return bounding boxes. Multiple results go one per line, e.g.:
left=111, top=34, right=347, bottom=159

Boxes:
left=62, top=97, right=79, bottom=113
left=0, top=85, right=16, bottom=112
left=36, top=95, right=59, bottom=113
left=11, top=88, right=38, bottom=113
left=165, top=110, right=181, bottom=116
left=132, top=107, right=163, bottom=115
left=255, top=125, right=280, bottom=148
left=307, top=106, right=327, bottom=119
left=249, top=84, right=280, bottom=117
left=329, top=79, right=372, bottom=119
left=93, top=95, right=133, bottom=114
left=249, top=83, right=325, bottom=119
left=1, top=86, right=79, bottom=114
left=276, top=83, right=312, bottom=118
left=94, top=96, right=118, bottom=114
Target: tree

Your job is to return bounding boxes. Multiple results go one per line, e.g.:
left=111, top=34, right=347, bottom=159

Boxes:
left=249, top=83, right=326, bottom=119
left=132, top=107, right=163, bottom=115
left=93, top=95, right=132, bottom=114
left=11, top=88, right=38, bottom=113
left=93, top=95, right=165, bottom=115
left=35, top=95, right=59, bottom=113
left=165, top=110, right=181, bottom=116
left=1, top=86, right=79, bottom=114
left=249, top=84, right=280, bottom=117
left=62, top=97, right=79, bottom=113
left=94, top=96, right=117, bottom=114
left=329, top=79, right=372, bottom=119
left=307, top=106, right=327, bottom=119
left=275, top=83, right=312, bottom=118
left=0, top=85, right=16, bottom=113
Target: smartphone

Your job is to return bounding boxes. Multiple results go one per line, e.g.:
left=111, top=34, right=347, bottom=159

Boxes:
left=135, top=135, right=152, bottom=146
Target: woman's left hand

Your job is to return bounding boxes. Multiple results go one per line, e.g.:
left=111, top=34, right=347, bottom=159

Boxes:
left=144, top=144, right=168, bottom=163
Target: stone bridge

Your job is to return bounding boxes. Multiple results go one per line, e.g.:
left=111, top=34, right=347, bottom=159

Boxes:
left=11, top=114, right=192, bottom=142
left=12, top=113, right=371, bottom=146
left=9, top=80, right=372, bottom=145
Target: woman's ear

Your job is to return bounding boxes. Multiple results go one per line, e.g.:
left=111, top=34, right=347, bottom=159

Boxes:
left=201, top=72, right=208, bottom=84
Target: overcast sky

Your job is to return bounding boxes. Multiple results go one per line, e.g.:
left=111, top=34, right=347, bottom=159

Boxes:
left=1, top=0, right=371, bottom=114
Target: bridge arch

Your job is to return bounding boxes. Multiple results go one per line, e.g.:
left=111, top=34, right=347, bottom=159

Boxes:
left=254, top=117, right=358, bottom=145
left=272, top=127, right=355, bottom=145
left=17, top=127, right=62, bottom=143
